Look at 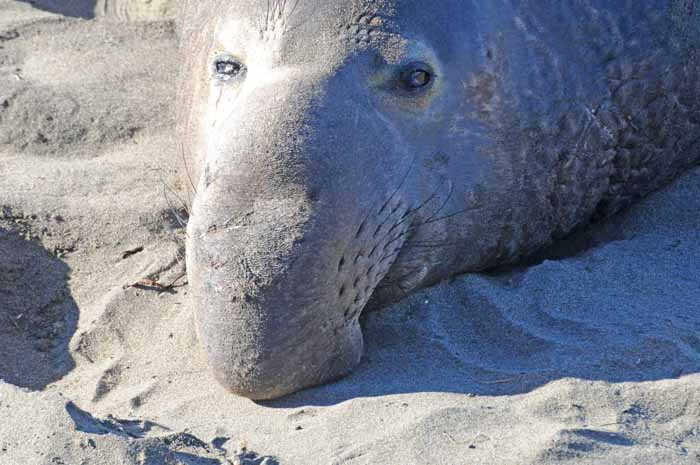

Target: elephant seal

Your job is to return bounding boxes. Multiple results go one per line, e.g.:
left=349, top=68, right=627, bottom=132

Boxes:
left=178, top=0, right=700, bottom=399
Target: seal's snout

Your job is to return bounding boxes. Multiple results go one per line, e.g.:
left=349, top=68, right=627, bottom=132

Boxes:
left=186, top=192, right=367, bottom=399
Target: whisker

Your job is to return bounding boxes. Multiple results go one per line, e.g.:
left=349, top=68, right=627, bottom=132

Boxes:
left=266, top=0, right=271, bottom=28
left=288, top=0, right=302, bottom=18
left=415, top=207, right=479, bottom=227
left=283, top=12, right=314, bottom=34
left=406, top=240, right=460, bottom=249
left=423, top=180, right=455, bottom=224
left=378, top=153, right=417, bottom=215
left=355, top=154, right=417, bottom=242
left=179, top=141, right=197, bottom=197
left=157, top=167, right=191, bottom=216
left=375, top=184, right=443, bottom=244
left=163, top=186, right=189, bottom=231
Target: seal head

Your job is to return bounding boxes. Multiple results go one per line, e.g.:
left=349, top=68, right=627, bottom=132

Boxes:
left=179, top=0, right=700, bottom=399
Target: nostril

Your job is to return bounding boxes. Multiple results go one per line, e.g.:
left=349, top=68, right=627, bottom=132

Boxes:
left=339, top=285, right=346, bottom=297
left=353, top=277, right=360, bottom=288
left=338, top=256, right=345, bottom=272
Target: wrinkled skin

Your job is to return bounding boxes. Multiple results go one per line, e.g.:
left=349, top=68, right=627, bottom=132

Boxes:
left=178, top=0, right=700, bottom=399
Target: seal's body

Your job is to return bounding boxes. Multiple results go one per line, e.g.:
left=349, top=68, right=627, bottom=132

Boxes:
left=178, top=0, right=700, bottom=399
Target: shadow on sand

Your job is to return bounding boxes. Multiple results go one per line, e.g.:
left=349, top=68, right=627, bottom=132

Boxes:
left=17, top=0, right=96, bottom=19
left=0, top=221, right=78, bottom=390
left=264, top=274, right=700, bottom=408
left=65, top=402, right=281, bottom=465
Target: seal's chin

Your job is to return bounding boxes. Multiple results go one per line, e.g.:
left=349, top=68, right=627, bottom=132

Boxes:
left=196, top=297, right=365, bottom=401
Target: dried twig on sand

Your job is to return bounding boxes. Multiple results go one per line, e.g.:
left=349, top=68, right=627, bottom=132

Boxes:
left=124, top=272, right=187, bottom=292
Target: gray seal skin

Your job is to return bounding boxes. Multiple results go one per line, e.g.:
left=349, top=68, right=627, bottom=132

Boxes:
left=178, top=0, right=700, bottom=400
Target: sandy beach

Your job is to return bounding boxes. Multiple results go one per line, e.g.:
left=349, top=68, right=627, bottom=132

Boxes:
left=1, top=1, right=699, bottom=464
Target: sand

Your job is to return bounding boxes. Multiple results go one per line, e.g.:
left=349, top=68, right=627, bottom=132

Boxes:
left=1, top=1, right=699, bottom=464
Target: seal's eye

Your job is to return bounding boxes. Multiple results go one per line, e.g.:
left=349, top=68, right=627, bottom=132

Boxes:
left=400, top=63, right=434, bottom=91
left=212, top=54, right=245, bottom=82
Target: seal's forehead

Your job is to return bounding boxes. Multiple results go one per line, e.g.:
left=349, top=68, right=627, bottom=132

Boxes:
left=218, top=0, right=401, bottom=32
left=210, top=0, right=476, bottom=66
left=213, top=0, right=406, bottom=58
